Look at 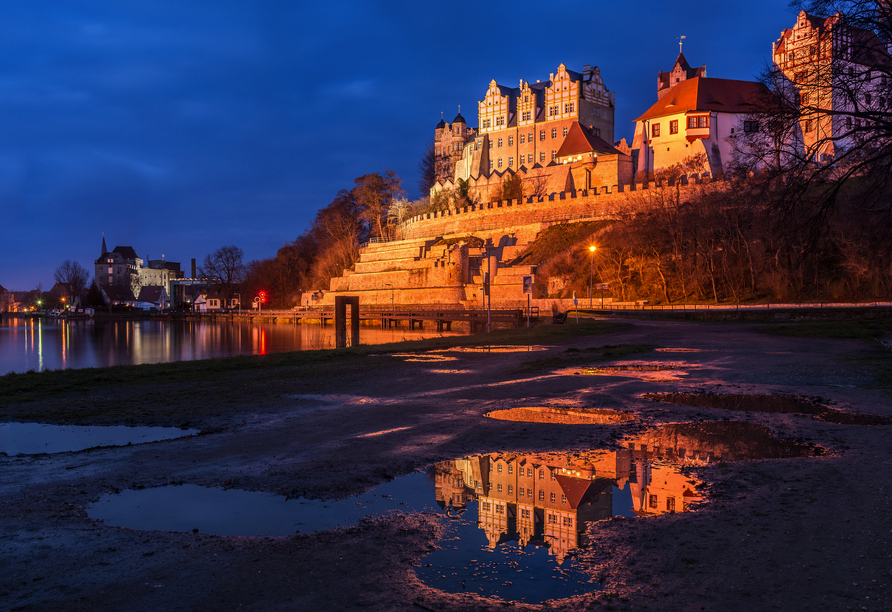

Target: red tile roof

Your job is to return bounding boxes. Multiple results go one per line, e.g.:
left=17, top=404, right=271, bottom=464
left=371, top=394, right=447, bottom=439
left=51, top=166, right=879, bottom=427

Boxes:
left=556, top=122, right=622, bottom=158
left=555, top=474, right=595, bottom=509
left=635, top=77, right=771, bottom=122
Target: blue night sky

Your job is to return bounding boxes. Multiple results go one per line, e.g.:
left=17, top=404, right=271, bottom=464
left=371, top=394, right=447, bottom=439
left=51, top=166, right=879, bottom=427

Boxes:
left=0, top=0, right=796, bottom=290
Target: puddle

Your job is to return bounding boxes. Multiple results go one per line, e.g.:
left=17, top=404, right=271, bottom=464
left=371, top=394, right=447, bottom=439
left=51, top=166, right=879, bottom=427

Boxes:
left=387, top=353, right=458, bottom=363
left=427, top=369, right=474, bottom=374
left=645, top=393, right=892, bottom=425
left=655, top=348, right=706, bottom=353
left=434, top=345, right=551, bottom=353
left=0, top=423, right=199, bottom=456
left=485, top=407, right=634, bottom=425
left=565, top=363, right=690, bottom=382
left=87, top=422, right=819, bottom=604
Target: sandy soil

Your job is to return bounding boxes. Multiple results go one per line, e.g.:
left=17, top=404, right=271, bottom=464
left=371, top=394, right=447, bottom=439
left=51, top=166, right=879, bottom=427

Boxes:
left=2, top=317, right=891, bottom=611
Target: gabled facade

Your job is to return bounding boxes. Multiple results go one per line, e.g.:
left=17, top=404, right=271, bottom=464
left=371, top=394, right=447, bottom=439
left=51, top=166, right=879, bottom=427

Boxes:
left=658, top=52, right=707, bottom=99
left=771, top=9, right=891, bottom=161
left=436, top=63, right=616, bottom=187
left=94, top=236, right=181, bottom=299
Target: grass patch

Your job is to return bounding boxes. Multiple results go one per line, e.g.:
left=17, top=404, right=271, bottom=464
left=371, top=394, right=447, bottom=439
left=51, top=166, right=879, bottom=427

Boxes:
left=756, top=319, right=892, bottom=339
left=0, top=319, right=631, bottom=405
left=518, top=343, right=655, bottom=372
left=507, top=220, right=614, bottom=267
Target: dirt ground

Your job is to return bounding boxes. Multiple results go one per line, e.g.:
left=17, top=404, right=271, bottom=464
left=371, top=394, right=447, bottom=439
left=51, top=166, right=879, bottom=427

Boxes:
left=2, top=316, right=891, bottom=611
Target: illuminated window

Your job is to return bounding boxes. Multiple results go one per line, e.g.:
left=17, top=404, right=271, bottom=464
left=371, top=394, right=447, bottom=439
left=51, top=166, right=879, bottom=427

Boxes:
left=538, top=490, right=545, bottom=500
left=497, top=138, right=503, bottom=148
left=508, top=485, right=513, bottom=495
left=527, top=468, right=533, bottom=477
left=551, top=150, right=557, bottom=160
left=562, top=126, right=568, bottom=137
left=539, top=469, right=544, bottom=479
left=519, top=488, right=525, bottom=497
left=508, top=136, right=514, bottom=146
left=551, top=128, right=557, bottom=138
left=508, top=465, right=513, bottom=475
left=670, top=120, right=678, bottom=134
left=528, top=488, right=533, bottom=496
left=561, top=494, right=567, bottom=504
left=497, top=463, right=502, bottom=473
left=539, top=130, right=545, bottom=141
left=508, top=156, right=513, bottom=167
left=519, top=134, right=525, bottom=144
left=498, top=158, right=503, bottom=168
left=652, top=123, right=661, bottom=138
left=539, top=152, right=545, bottom=163
left=550, top=492, right=556, bottom=502
left=497, top=483, right=502, bottom=492
left=528, top=154, right=533, bottom=163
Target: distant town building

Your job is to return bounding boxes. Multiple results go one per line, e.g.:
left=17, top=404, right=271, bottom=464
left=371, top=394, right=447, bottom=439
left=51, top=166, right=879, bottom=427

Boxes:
left=632, top=53, right=771, bottom=179
left=94, top=236, right=183, bottom=308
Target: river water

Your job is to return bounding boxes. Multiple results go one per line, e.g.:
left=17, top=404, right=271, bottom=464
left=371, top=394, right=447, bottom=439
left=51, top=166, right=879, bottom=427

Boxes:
left=0, top=316, right=467, bottom=375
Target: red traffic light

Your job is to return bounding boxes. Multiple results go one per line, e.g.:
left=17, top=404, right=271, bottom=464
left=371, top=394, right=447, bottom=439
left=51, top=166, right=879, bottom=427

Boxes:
left=258, top=291, right=268, bottom=304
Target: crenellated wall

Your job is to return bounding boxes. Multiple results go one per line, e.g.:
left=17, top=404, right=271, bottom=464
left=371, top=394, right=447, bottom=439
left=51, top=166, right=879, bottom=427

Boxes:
left=323, top=177, right=728, bottom=308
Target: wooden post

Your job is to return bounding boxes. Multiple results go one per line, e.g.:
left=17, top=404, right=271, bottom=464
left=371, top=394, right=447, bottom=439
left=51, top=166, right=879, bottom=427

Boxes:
left=334, top=296, right=360, bottom=348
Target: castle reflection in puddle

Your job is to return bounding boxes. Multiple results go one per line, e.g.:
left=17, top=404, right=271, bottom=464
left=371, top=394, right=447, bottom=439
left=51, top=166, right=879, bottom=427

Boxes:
left=431, top=447, right=701, bottom=564
left=430, top=422, right=819, bottom=563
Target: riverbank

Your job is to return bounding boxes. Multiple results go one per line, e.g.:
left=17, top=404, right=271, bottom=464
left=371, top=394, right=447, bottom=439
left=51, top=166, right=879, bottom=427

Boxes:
left=2, top=316, right=891, bottom=610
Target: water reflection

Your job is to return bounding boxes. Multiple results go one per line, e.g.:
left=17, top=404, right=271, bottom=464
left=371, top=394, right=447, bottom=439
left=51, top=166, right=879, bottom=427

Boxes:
left=0, top=317, right=466, bottom=374
left=0, top=423, right=199, bottom=455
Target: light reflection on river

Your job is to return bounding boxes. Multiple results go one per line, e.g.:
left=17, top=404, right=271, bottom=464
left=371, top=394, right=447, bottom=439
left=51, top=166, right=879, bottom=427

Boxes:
left=0, top=317, right=467, bottom=375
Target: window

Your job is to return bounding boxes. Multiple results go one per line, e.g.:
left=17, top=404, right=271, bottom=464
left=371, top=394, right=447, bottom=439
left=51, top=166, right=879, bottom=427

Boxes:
left=549, top=105, right=558, bottom=116
left=550, top=492, right=556, bottom=502
left=519, top=134, right=525, bottom=144
left=527, top=468, right=533, bottom=477
left=489, top=160, right=493, bottom=170
left=551, top=128, right=557, bottom=138
left=497, top=137, right=503, bottom=148
left=483, top=118, right=491, bottom=129
left=670, top=120, right=678, bottom=134
left=507, top=485, right=513, bottom=495
left=521, top=508, right=530, bottom=518
left=528, top=488, right=533, bottom=497
left=563, top=517, right=573, bottom=526
left=649, top=494, right=658, bottom=509
left=539, top=130, right=545, bottom=141
left=539, top=469, right=544, bottom=479
left=561, top=494, right=567, bottom=504
left=652, top=123, right=660, bottom=137
left=562, top=126, right=568, bottom=137
left=496, top=504, right=504, bottom=514
left=548, top=514, right=557, bottom=524
left=667, top=497, right=676, bottom=512
left=687, top=116, right=709, bottom=129
left=489, top=140, right=493, bottom=149
left=528, top=154, right=533, bottom=163
left=497, top=483, right=502, bottom=492
left=508, top=136, right=514, bottom=146
left=107, top=267, right=113, bottom=274
left=498, top=158, right=503, bottom=168
left=539, top=152, right=545, bottom=163
left=497, top=463, right=502, bottom=473
left=551, top=150, right=557, bottom=160
left=743, top=120, right=759, bottom=133
left=482, top=502, right=490, bottom=512
left=508, top=156, right=513, bottom=167
left=528, top=132, right=534, bottom=141
left=538, top=490, right=545, bottom=500
left=564, top=102, right=574, bottom=113
left=550, top=471, right=556, bottom=481
left=519, top=488, right=525, bottom=497
left=522, top=110, right=531, bottom=121
left=508, top=465, right=513, bottom=475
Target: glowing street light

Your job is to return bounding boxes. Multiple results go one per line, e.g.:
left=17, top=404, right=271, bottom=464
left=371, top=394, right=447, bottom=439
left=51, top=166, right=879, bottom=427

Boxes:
left=589, top=246, right=597, bottom=308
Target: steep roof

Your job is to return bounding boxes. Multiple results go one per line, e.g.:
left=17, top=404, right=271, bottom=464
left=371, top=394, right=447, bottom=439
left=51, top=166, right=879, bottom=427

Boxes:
left=659, top=53, right=706, bottom=90
left=112, top=246, right=140, bottom=260
left=137, top=286, right=165, bottom=303
left=101, top=285, right=136, bottom=302
left=555, top=474, right=596, bottom=509
left=452, top=111, right=466, bottom=124
left=435, top=118, right=446, bottom=129
left=636, top=77, right=771, bottom=122
left=556, top=122, right=623, bottom=158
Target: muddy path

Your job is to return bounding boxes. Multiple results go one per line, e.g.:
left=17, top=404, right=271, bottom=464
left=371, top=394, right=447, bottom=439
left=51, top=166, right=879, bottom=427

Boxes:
left=2, top=318, right=891, bottom=611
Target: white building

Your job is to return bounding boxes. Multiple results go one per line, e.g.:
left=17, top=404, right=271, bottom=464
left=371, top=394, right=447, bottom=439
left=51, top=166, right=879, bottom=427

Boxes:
left=632, top=54, right=771, bottom=179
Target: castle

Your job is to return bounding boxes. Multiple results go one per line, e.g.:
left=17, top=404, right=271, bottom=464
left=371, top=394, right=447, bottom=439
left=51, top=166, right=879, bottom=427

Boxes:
left=321, top=9, right=880, bottom=309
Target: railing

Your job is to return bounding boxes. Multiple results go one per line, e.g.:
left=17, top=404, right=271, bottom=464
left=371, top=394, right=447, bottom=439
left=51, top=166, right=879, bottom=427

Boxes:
left=586, top=301, right=892, bottom=311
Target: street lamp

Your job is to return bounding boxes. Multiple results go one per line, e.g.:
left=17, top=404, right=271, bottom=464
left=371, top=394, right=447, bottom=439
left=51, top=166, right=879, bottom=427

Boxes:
left=589, top=246, right=597, bottom=308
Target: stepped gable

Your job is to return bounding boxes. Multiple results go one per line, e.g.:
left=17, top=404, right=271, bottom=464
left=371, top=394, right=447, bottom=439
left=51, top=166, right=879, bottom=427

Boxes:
left=636, top=77, right=771, bottom=122
left=556, top=122, right=622, bottom=158
left=658, top=52, right=706, bottom=98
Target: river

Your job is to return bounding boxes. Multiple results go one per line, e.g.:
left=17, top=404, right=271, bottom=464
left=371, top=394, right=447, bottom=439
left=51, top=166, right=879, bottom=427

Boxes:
left=0, top=316, right=467, bottom=375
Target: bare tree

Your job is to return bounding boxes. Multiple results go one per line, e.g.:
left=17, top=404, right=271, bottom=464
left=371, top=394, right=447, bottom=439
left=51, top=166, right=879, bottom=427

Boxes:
left=418, top=139, right=438, bottom=195
left=53, top=260, right=90, bottom=302
left=354, top=171, right=404, bottom=240
left=199, top=245, right=245, bottom=294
